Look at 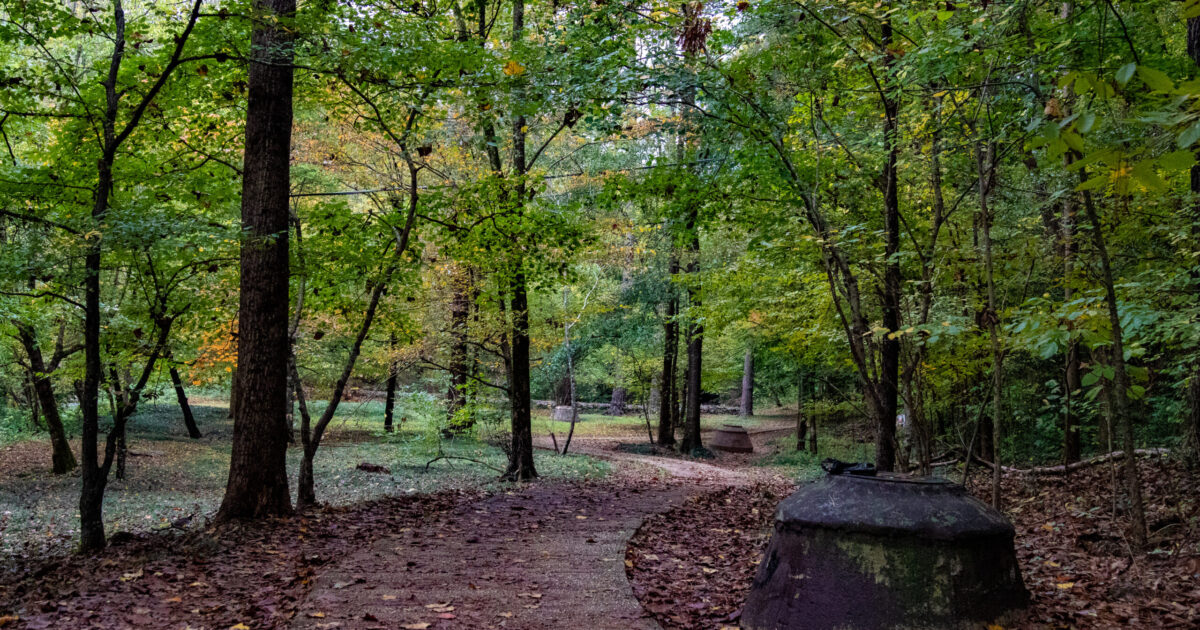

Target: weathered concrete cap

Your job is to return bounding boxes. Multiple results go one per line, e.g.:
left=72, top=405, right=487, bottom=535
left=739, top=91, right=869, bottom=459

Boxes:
left=776, top=473, right=1014, bottom=541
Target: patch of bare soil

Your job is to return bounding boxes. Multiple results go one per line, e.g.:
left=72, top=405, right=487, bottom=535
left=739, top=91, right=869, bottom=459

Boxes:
left=0, top=491, right=473, bottom=629
left=627, top=458, right=1200, bottom=630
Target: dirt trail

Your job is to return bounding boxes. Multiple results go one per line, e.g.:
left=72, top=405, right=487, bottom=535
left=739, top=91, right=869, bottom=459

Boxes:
left=292, top=482, right=689, bottom=630
left=293, top=439, right=769, bottom=630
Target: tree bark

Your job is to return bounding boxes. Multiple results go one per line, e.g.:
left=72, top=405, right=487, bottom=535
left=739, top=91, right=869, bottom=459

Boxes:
left=796, top=371, right=807, bottom=450
left=740, top=348, right=754, bottom=417
left=657, top=253, right=679, bottom=447
left=217, top=0, right=297, bottom=521
left=561, top=288, right=580, bottom=455
left=875, top=16, right=901, bottom=474
left=678, top=235, right=704, bottom=455
left=500, top=0, right=537, bottom=482
left=169, top=364, right=201, bottom=439
left=385, top=335, right=398, bottom=433
left=14, top=321, right=76, bottom=473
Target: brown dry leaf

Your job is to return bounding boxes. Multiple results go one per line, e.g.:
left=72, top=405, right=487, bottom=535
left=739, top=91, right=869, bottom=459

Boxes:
left=401, top=624, right=430, bottom=630
left=498, top=612, right=514, bottom=618
left=308, top=611, right=326, bottom=618
left=0, top=615, right=18, bottom=627
left=381, top=595, right=397, bottom=601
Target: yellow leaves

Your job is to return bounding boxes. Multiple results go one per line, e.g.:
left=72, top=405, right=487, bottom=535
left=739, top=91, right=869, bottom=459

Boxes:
left=503, top=60, right=526, bottom=76
left=1056, top=582, right=1075, bottom=589
left=229, top=624, right=250, bottom=630
left=307, top=611, right=326, bottom=618
left=0, top=615, right=19, bottom=627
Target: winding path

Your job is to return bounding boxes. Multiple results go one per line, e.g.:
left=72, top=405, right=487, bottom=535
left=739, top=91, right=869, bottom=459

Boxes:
left=293, top=446, right=766, bottom=630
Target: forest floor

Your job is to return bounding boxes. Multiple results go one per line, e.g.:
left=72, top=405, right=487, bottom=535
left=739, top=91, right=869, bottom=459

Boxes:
left=3, top=406, right=1198, bottom=629
left=626, top=456, right=1200, bottom=630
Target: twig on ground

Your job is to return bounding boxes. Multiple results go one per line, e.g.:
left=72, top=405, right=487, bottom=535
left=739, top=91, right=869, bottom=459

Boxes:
left=424, top=455, right=505, bottom=473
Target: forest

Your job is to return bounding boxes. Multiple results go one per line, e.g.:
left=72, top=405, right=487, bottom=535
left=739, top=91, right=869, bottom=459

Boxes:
left=1, top=0, right=1199, bottom=628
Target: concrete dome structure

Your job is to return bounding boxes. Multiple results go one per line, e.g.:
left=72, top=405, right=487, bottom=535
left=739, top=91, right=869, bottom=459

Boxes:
left=741, top=470, right=1028, bottom=630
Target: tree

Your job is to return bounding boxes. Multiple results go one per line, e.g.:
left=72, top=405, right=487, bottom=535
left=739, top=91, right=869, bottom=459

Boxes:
left=218, top=0, right=298, bottom=521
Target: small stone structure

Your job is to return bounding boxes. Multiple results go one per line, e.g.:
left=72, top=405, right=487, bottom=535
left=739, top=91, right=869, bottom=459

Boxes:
left=551, top=405, right=576, bottom=422
left=741, top=466, right=1027, bottom=629
left=710, top=424, right=754, bottom=453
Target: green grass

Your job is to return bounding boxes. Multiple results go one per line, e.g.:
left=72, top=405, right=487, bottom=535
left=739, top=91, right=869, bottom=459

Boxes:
left=0, top=398, right=608, bottom=557
left=755, top=433, right=875, bottom=482
left=531, top=409, right=776, bottom=439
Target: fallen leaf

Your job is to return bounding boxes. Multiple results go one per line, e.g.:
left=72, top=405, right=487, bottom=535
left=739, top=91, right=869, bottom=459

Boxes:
left=401, top=624, right=430, bottom=630
left=120, top=569, right=143, bottom=582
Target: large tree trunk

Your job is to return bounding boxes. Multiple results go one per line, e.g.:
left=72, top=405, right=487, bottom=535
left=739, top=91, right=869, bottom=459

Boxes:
left=14, top=321, right=76, bottom=473
left=217, top=0, right=297, bottom=521
left=169, top=364, right=201, bottom=439
left=740, top=348, right=754, bottom=417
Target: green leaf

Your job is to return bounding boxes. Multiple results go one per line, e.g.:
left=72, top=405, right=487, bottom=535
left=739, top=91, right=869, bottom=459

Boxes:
left=1132, top=161, right=1167, bottom=193
left=1076, top=112, right=1096, bottom=134
left=1115, top=62, right=1136, bottom=87
left=1081, top=371, right=1100, bottom=387
left=1158, top=150, right=1196, bottom=171
left=1177, top=121, right=1200, bottom=149
left=1136, top=65, right=1174, bottom=92
left=1075, top=174, right=1108, bottom=192
left=1062, top=130, right=1085, bottom=153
